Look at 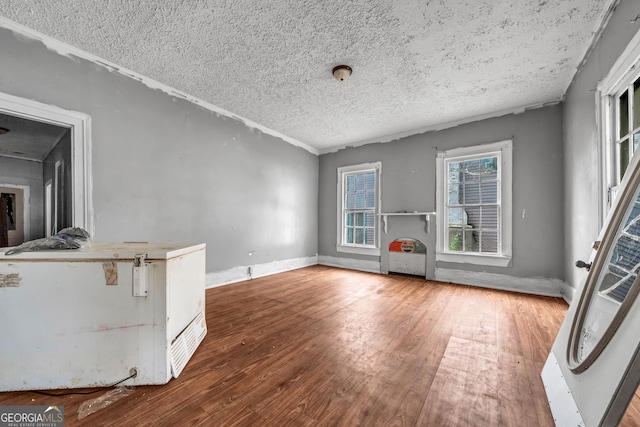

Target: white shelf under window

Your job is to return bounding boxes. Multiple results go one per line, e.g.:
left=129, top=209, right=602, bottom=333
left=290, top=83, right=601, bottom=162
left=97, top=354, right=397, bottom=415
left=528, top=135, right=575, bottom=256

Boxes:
left=378, top=212, right=436, bottom=233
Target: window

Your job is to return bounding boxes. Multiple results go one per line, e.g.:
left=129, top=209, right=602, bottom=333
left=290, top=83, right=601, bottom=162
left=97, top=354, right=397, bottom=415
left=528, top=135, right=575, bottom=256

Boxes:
left=598, top=30, right=640, bottom=225
left=436, top=140, right=512, bottom=267
left=337, top=162, right=381, bottom=256
left=610, top=75, right=640, bottom=197
left=605, top=73, right=640, bottom=214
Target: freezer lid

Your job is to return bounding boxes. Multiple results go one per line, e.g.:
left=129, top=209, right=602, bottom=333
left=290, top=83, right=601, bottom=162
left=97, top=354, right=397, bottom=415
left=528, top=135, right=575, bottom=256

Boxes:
left=0, top=242, right=206, bottom=261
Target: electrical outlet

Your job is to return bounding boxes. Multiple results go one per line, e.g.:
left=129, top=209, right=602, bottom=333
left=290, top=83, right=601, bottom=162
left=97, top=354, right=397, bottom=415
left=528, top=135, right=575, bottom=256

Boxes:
left=129, top=367, right=139, bottom=378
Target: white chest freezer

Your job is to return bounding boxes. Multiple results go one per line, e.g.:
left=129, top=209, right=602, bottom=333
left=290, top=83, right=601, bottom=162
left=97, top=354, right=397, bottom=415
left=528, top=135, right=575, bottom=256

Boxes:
left=0, top=242, right=207, bottom=391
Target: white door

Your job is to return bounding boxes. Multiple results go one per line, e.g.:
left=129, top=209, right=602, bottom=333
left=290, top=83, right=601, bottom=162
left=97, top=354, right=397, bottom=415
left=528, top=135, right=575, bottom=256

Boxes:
left=543, top=147, right=640, bottom=426
left=0, top=186, right=24, bottom=247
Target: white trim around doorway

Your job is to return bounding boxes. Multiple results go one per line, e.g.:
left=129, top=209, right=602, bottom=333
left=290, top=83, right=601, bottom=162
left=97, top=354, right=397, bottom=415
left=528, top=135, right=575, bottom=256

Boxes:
left=0, top=92, right=93, bottom=236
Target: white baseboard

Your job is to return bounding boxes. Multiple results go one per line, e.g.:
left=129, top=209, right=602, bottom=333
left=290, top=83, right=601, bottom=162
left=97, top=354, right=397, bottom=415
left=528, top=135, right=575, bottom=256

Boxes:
left=434, top=268, right=565, bottom=297
left=318, top=255, right=381, bottom=274
left=205, top=255, right=318, bottom=288
left=206, top=257, right=568, bottom=299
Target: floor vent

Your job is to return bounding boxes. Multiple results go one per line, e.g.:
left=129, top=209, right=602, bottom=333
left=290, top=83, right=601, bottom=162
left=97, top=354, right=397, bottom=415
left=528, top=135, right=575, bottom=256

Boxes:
left=170, top=311, right=207, bottom=378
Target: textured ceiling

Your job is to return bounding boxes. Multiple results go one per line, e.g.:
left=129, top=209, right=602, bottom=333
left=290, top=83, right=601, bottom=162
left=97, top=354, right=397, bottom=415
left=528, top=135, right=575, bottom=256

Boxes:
left=0, top=0, right=613, bottom=153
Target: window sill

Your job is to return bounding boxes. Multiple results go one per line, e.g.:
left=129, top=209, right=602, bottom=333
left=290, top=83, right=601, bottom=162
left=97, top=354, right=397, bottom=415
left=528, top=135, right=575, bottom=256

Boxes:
left=436, top=252, right=511, bottom=267
left=337, top=245, right=381, bottom=256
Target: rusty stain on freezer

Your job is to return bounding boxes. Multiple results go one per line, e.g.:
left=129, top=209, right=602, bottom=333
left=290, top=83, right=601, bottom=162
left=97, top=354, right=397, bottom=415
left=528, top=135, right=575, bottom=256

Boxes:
left=0, top=273, right=21, bottom=287
left=102, top=262, right=118, bottom=286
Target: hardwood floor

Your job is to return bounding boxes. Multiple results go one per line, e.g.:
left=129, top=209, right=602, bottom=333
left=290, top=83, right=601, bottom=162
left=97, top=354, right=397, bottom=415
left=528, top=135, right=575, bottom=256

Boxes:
left=0, top=264, right=619, bottom=426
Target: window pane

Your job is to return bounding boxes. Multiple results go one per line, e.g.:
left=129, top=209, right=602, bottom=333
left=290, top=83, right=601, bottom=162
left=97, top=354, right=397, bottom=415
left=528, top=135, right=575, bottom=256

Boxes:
left=621, top=138, right=630, bottom=181
left=626, top=211, right=640, bottom=236
left=448, top=229, right=464, bottom=251
left=355, top=174, right=365, bottom=191
left=465, top=206, right=481, bottom=228
left=448, top=162, right=462, bottom=183
left=355, top=212, right=364, bottom=226
left=481, top=157, right=498, bottom=178
left=620, top=90, right=629, bottom=139
left=365, top=190, right=375, bottom=208
left=634, top=79, right=640, bottom=129
left=356, top=192, right=365, bottom=208
left=469, top=230, right=480, bottom=252
left=463, top=159, right=481, bottom=181
left=448, top=184, right=462, bottom=205
left=347, top=193, right=355, bottom=209
left=346, top=213, right=353, bottom=226
left=481, top=230, right=498, bottom=253
left=365, top=172, right=375, bottom=189
left=365, top=228, right=375, bottom=245
left=481, top=182, right=498, bottom=203
left=464, top=183, right=480, bottom=204
left=625, top=199, right=640, bottom=227
left=355, top=228, right=364, bottom=244
left=481, top=206, right=499, bottom=229
left=634, top=132, right=640, bottom=153
left=347, top=175, right=355, bottom=192
left=365, top=212, right=375, bottom=227
left=448, top=207, right=464, bottom=226
left=600, top=188, right=640, bottom=304
left=346, top=228, right=353, bottom=244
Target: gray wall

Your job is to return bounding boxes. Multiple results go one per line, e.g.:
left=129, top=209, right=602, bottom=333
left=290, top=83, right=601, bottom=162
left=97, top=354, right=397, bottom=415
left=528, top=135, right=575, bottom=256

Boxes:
left=319, top=104, right=565, bottom=281
left=0, top=27, right=318, bottom=275
left=0, top=156, right=44, bottom=240
left=563, top=0, right=640, bottom=290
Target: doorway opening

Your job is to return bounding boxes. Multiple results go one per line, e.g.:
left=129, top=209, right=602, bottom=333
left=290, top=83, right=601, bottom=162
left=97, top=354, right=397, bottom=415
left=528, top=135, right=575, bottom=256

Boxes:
left=0, top=185, right=28, bottom=247
left=0, top=91, right=92, bottom=247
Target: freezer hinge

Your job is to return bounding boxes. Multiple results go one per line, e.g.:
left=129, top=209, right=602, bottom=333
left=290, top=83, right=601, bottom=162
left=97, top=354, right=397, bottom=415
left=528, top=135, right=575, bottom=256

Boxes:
left=133, top=253, right=149, bottom=297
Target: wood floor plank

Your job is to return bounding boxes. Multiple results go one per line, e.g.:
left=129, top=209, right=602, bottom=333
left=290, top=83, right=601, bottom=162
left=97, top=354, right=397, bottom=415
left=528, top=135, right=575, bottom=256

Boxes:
left=494, top=293, right=541, bottom=426
left=2, top=265, right=625, bottom=426
left=621, top=387, right=640, bottom=426
left=417, top=336, right=500, bottom=427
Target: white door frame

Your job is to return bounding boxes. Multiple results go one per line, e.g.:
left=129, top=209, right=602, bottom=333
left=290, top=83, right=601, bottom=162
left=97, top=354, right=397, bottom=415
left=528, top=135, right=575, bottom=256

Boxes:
left=44, top=179, right=52, bottom=237
left=0, top=183, right=30, bottom=242
left=0, top=92, right=93, bottom=236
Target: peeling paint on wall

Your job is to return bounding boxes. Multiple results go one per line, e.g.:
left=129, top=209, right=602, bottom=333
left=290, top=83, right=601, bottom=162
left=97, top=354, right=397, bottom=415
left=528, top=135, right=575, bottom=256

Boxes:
left=0, top=0, right=611, bottom=153
left=0, top=17, right=318, bottom=155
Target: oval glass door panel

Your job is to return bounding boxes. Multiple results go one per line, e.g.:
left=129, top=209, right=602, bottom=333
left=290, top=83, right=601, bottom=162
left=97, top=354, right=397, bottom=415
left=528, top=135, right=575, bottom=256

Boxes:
left=568, top=163, right=640, bottom=372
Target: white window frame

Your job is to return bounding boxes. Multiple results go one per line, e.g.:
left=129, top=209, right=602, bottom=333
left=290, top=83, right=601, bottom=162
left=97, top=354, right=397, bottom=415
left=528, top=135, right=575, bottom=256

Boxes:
left=435, top=140, right=512, bottom=267
left=597, top=28, right=640, bottom=229
left=336, top=162, right=382, bottom=256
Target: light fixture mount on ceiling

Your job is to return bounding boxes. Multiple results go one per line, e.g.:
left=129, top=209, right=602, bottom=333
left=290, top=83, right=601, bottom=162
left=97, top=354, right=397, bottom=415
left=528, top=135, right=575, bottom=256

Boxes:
left=333, top=65, right=352, bottom=82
